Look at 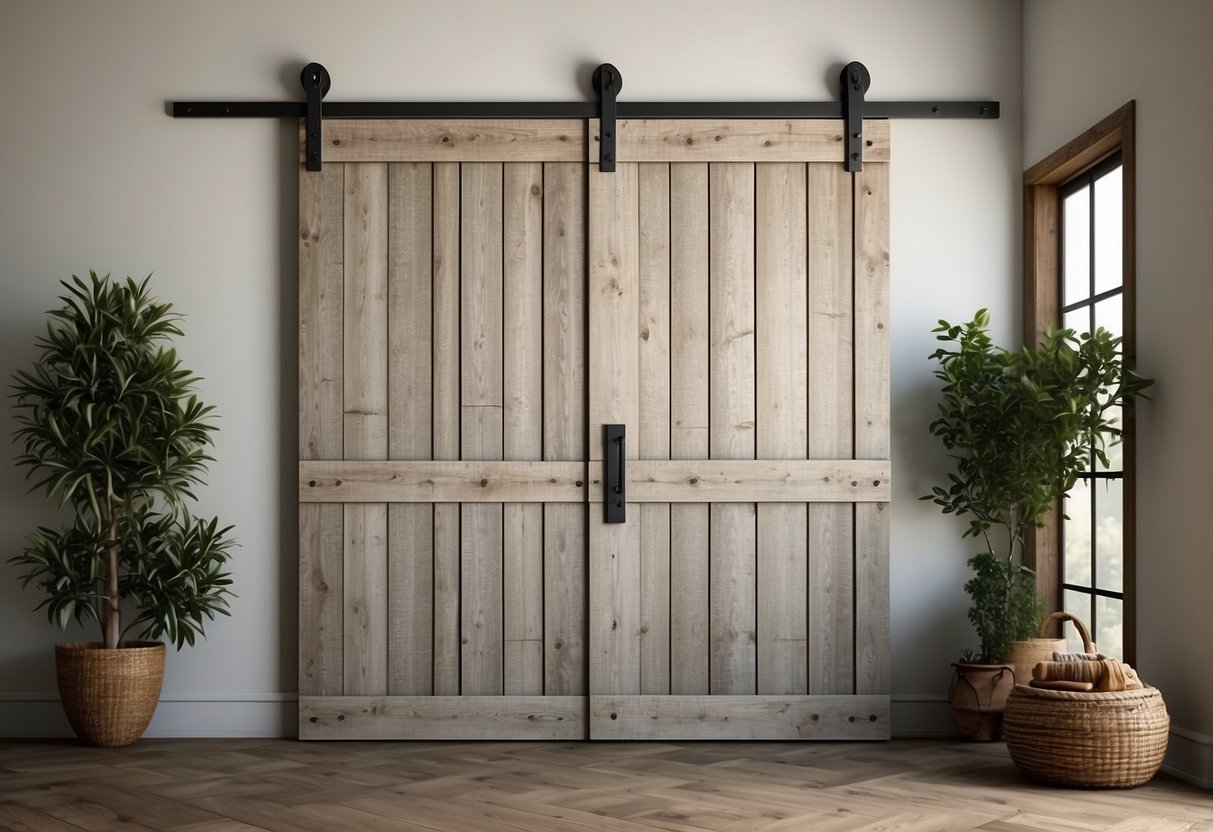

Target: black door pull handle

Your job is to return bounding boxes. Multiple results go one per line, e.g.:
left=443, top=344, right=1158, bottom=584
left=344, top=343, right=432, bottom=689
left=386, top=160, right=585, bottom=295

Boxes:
left=604, top=424, right=625, bottom=523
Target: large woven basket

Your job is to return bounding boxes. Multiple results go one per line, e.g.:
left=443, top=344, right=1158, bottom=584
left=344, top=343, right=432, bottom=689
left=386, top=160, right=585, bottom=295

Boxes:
left=55, top=641, right=165, bottom=747
left=1003, top=684, right=1169, bottom=788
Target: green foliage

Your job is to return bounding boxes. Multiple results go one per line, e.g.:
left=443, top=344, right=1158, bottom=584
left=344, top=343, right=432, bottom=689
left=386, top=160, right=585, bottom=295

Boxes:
left=925, top=309, right=1152, bottom=662
left=964, top=552, right=1045, bottom=665
left=9, top=272, right=235, bottom=649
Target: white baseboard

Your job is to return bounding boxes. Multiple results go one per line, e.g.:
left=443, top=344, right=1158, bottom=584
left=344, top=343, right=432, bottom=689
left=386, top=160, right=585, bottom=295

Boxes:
left=1162, top=726, right=1213, bottom=789
left=891, top=694, right=953, bottom=738
left=0, top=691, right=297, bottom=738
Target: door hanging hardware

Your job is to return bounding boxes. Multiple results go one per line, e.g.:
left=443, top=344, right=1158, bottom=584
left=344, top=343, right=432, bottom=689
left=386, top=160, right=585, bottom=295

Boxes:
left=302, top=62, right=330, bottom=172
left=171, top=59, right=999, bottom=172
left=592, top=63, right=621, bottom=172
left=603, top=424, right=626, bottom=524
left=841, top=61, right=870, bottom=172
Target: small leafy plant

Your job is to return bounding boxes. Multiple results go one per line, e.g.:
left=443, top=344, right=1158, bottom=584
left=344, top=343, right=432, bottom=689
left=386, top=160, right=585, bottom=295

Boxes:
left=926, top=309, right=1151, bottom=663
left=10, top=273, right=235, bottom=649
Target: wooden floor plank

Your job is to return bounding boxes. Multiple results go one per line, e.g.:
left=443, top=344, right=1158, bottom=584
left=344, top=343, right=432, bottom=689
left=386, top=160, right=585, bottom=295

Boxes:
left=1, top=738, right=1208, bottom=832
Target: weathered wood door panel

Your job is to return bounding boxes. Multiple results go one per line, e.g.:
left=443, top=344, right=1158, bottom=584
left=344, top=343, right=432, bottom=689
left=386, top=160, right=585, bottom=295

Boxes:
left=299, top=126, right=591, bottom=738
left=298, top=119, right=890, bottom=740
left=586, top=152, right=890, bottom=740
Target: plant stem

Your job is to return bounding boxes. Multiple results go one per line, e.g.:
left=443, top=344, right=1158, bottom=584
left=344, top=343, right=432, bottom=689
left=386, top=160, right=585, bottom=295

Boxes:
left=980, top=528, right=995, bottom=559
left=104, top=514, right=120, bottom=649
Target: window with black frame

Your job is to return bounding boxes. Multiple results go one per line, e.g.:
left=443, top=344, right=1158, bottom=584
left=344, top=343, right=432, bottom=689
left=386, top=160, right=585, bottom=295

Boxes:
left=1059, top=151, right=1128, bottom=659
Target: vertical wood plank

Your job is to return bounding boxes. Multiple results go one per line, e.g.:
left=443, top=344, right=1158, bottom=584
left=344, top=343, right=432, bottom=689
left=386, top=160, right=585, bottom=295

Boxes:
left=431, top=162, right=461, bottom=696
left=461, top=163, right=505, bottom=412
left=855, top=163, right=891, bottom=696
left=503, top=162, right=544, bottom=457
left=461, top=162, right=505, bottom=696
left=388, top=508, right=433, bottom=694
left=543, top=162, right=586, bottom=696
left=756, top=162, right=809, bottom=696
left=343, top=505, right=388, bottom=695
left=808, top=162, right=855, bottom=696
left=342, top=163, right=389, bottom=696
left=387, top=162, right=434, bottom=459
left=589, top=162, right=641, bottom=695
left=669, top=163, right=711, bottom=696
left=300, top=166, right=346, bottom=462
left=544, top=505, right=585, bottom=695
left=387, top=162, right=434, bottom=696
left=299, top=162, right=344, bottom=697
left=639, top=163, right=672, bottom=694
left=503, top=506, right=543, bottom=694
left=300, top=505, right=343, bottom=696
left=461, top=503, right=503, bottom=695
left=503, top=162, right=544, bottom=695
left=432, top=501, right=460, bottom=696
left=344, top=163, right=390, bottom=458
left=709, top=162, right=757, bottom=696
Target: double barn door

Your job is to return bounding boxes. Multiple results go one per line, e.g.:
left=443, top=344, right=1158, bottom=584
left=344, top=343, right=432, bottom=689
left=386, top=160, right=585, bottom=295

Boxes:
left=298, top=118, right=891, bottom=740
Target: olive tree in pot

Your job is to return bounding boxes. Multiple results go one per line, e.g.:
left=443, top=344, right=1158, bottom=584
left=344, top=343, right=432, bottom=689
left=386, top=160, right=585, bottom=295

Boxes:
left=10, top=273, right=235, bottom=746
left=925, top=309, right=1151, bottom=741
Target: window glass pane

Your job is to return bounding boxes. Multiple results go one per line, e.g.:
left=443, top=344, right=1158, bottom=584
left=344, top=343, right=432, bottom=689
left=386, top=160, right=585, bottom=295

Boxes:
left=1064, top=590, right=1095, bottom=653
left=1063, top=186, right=1091, bottom=305
left=1063, top=307, right=1089, bottom=337
left=1064, top=477, right=1092, bottom=586
left=1098, top=403, right=1124, bottom=472
left=1094, top=167, right=1123, bottom=296
left=1096, top=596, right=1124, bottom=660
left=1095, top=477, right=1124, bottom=593
left=1094, top=294, right=1123, bottom=341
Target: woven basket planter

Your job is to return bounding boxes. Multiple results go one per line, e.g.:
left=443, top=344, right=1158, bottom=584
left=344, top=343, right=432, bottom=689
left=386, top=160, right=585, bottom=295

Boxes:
left=55, top=641, right=165, bottom=747
left=1003, top=685, right=1170, bottom=788
left=1003, top=611, right=1096, bottom=686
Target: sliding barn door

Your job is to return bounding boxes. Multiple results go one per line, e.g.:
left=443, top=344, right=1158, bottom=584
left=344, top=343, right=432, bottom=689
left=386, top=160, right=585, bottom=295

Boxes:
left=298, top=118, right=891, bottom=741
left=586, top=121, right=892, bottom=739
left=298, top=121, right=592, bottom=739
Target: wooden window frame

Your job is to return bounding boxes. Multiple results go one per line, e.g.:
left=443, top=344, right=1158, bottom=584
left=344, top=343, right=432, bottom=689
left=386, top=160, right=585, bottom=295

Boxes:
left=1023, top=101, right=1136, bottom=662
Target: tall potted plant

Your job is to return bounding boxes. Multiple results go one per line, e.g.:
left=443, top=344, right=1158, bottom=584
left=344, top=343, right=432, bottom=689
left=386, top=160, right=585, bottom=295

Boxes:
left=10, top=272, right=235, bottom=746
left=925, top=309, right=1151, bottom=740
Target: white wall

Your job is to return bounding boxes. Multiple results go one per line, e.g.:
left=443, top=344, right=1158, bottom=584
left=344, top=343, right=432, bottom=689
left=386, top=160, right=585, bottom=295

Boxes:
left=1024, top=0, right=1213, bottom=787
left=0, top=0, right=1022, bottom=737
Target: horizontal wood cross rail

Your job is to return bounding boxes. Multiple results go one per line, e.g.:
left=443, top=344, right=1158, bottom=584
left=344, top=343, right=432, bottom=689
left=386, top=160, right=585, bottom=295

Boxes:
left=305, top=119, right=893, bottom=164
left=297, top=693, right=890, bottom=740
left=299, top=459, right=891, bottom=503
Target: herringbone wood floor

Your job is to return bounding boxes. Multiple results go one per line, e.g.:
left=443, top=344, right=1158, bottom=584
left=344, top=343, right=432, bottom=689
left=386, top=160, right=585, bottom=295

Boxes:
left=1, top=738, right=1210, bottom=831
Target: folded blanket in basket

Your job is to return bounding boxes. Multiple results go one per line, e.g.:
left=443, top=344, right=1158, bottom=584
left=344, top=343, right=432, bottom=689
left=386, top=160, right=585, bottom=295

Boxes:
left=1028, top=679, right=1095, bottom=691
left=1052, top=651, right=1099, bottom=662
left=1032, top=656, right=1144, bottom=691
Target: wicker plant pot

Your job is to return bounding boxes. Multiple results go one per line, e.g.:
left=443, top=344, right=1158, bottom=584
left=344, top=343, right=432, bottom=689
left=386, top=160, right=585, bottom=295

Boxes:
left=1004, top=685, right=1170, bottom=788
left=950, top=662, right=1016, bottom=741
left=55, top=641, right=165, bottom=747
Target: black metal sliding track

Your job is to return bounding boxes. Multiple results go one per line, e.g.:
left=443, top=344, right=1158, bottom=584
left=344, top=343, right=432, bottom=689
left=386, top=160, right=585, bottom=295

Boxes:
left=171, top=60, right=1000, bottom=172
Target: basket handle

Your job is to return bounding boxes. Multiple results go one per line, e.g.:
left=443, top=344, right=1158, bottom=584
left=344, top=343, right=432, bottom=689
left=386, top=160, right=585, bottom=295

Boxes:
left=1039, top=611, right=1096, bottom=652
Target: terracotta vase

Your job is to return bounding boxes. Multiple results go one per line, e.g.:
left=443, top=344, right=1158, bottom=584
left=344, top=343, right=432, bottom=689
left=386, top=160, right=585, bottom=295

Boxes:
left=55, top=641, right=165, bottom=747
left=950, top=661, right=1016, bottom=741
